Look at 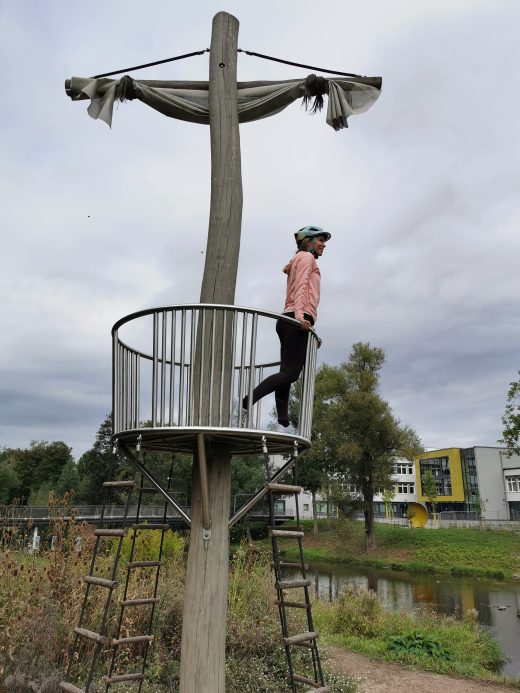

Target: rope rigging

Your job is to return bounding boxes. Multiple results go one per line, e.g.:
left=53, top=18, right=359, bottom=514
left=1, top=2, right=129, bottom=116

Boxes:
left=91, top=47, right=362, bottom=80
left=237, top=48, right=362, bottom=78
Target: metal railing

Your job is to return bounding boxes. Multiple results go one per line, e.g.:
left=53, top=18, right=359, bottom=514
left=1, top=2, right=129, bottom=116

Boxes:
left=1, top=501, right=290, bottom=525
left=112, top=305, right=319, bottom=450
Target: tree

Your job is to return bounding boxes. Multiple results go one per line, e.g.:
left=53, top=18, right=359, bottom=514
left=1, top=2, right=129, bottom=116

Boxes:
left=315, top=343, right=422, bottom=551
left=77, top=414, right=123, bottom=503
left=55, top=459, right=81, bottom=498
left=500, top=372, right=520, bottom=456
left=0, top=441, right=73, bottom=503
left=382, top=486, right=396, bottom=520
left=0, top=458, right=19, bottom=504
left=421, top=469, right=439, bottom=527
left=296, top=440, right=328, bottom=535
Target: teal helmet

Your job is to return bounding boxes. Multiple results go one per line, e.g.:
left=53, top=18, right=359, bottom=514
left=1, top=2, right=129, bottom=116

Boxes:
left=294, top=225, right=331, bottom=245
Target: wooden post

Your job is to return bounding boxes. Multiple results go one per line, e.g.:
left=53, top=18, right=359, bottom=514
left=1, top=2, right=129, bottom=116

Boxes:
left=179, top=12, right=242, bottom=693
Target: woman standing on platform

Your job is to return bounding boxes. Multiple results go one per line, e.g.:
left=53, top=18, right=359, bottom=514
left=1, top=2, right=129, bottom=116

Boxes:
left=243, top=225, right=330, bottom=427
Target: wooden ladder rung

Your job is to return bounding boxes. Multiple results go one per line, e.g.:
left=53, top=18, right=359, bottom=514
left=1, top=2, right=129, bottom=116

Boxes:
left=293, top=673, right=319, bottom=686
left=59, top=683, right=85, bottom=693
left=94, top=528, right=126, bottom=537
left=122, top=597, right=160, bottom=607
left=273, top=561, right=308, bottom=569
left=83, top=575, right=117, bottom=589
left=304, top=688, right=331, bottom=692
left=74, top=627, right=107, bottom=645
left=104, top=673, right=145, bottom=684
left=276, top=579, right=311, bottom=590
left=103, top=481, right=135, bottom=489
left=267, top=482, right=302, bottom=494
left=275, top=599, right=310, bottom=610
left=283, top=631, right=317, bottom=646
left=127, top=560, right=162, bottom=569
left=131, top=523, right=170, bottom=530
left=113, top=634, right=154, bottom=646
left=269, top=529, right=304, bottom=538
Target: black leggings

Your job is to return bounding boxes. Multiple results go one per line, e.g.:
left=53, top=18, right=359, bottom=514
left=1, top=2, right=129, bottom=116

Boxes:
left=243, top=313, right=311, bottom=423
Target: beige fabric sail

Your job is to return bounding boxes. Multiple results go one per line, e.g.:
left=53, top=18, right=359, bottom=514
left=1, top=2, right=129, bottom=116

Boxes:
left=65, top=74, right=382, bottom=130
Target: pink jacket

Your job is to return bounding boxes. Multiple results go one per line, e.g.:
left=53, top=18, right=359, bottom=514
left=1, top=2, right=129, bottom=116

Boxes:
left=282, top=251, right=321, bottom=322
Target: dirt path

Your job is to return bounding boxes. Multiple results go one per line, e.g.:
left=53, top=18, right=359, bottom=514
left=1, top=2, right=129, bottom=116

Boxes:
left=326, top=646, right=518, bottom=693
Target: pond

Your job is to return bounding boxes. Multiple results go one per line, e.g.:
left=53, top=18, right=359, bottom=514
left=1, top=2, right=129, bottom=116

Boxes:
left=303, top=561, right=520, bottom=677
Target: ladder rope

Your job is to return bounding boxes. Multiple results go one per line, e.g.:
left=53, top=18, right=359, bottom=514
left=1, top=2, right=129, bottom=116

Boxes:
left=264, top=437, right=328, bottom=691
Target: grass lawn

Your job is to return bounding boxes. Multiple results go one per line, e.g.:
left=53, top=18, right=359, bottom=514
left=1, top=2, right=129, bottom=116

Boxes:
left=276, top=519, right=520, bottom=579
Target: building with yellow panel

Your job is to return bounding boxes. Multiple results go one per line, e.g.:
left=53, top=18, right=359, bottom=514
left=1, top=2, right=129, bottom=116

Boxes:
left=417, top=448, right=465, bottom=507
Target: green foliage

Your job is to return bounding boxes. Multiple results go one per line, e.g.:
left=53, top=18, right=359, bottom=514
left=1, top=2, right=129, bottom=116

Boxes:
left=231, top=454, right=266, bottom=498
left=76, top=413, right=122, bottom=504
left=500, top=371, right=520, bottom=456
left=332, top=587, right=383, bottom=638
left=118, top=528, right=184, bottom=563
left=277, top=519, right=520, bottom=578
left=0, top=458, right=20, bottom=503
left=421, top=469, right=438, bottom=502
left=387, top=631, right=453, bottom=660
left=315, top=589, right=505, bottom=680
left=0, top=441, right=74, bottom=504
left=311, top=343, right=422, bottom=550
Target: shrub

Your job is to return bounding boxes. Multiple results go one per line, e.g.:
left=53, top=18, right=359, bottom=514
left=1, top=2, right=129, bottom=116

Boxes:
left=332, top=587, right=383, bottom=638
left=387, top=631, right=453, bottom=660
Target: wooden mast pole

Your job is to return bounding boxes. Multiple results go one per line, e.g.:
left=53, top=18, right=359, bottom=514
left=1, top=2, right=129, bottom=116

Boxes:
left=179, top=12, right=242, bottom=693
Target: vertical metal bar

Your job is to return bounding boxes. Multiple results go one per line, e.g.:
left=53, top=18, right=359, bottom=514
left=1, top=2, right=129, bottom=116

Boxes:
left=123, top=347, right=129, bottom=431
left=246, top=312, right=258, bottom=427
left=198, top=308, right=206, bottom=427
left=189, top=308, right=196, bottom=425
left=229, top=310, right=237, bottom=424
left=300, top=333, right=312, bottom=437
left=238, top=311, right=248, bottom=427
left=129, top=351, right=135, bottom=429
left=308, top=336, right=317, bottom=438
left=179, top=309, right=186, bottom=426
left=218, top=309, right=227, bottom=427
left=197, top=433, right=210, bottom=530
left=208, top=307, right=216, bottom=425
left=160, top=311, right=167, bottom=426
left=112, top=329, right=118, bottom=435
left=256, top=366, right=264, bottom=429
left=136, top=355, right=140, bottom=429
left=169, top=310, right=176, bottom=426
left=152, top=313, right=158, bottom=427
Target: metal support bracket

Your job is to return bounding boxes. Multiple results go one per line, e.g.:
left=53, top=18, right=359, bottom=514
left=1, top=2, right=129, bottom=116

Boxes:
left=197, top=432, right=211, bottom=537
left=202, top=523, right=212, bottom=549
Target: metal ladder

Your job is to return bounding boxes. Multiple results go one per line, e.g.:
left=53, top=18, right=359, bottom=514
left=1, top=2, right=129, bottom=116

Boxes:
left=263, top=442, right=330, bottom=693
left=60, top=447, right=184, bottom=692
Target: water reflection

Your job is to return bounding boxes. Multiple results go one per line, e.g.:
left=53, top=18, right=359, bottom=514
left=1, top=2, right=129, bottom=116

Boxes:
left=300, top=563, right=520, bottom=676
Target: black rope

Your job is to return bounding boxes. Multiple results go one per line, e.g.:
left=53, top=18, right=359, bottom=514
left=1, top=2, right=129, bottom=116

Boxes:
left=90, top=46, right=361, bottom=81
left=237, top=48, right=362, bottom=78
left=92, top=48, right=209, bottom=79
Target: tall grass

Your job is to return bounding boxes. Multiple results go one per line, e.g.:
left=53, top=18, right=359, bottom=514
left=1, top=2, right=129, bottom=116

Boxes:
left=280, top=519, right=519, bottom=579
left=1, top=498, right=357, bottom=692
left=314, top=586, right=507, bottom=681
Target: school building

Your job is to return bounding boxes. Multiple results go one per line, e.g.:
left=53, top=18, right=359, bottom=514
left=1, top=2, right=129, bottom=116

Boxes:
left=278, top=447, right=520, bottom=523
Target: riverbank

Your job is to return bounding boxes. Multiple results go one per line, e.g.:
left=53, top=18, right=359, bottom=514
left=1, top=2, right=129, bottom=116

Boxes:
left=325, top=647, right=518, bottom=693
left=276, top=519, right=520, bottom=579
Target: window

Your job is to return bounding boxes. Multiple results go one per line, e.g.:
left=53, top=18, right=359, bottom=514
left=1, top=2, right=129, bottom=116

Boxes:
left=397, top=483, right=414, bottom=494
left=303, top=503, right=310, bottom=511
left=394, top=463, right=413, bottom=475
left=420, top=456, right=451, bottom=496
left=507, top=476, right=520, bottom=492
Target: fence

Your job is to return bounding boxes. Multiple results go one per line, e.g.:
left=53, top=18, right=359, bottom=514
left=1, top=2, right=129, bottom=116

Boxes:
left=112, top=304, right=319, bottom=455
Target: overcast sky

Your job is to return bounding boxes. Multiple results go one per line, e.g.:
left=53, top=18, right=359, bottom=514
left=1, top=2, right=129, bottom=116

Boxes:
left=1, top=0, right=519, bottom=458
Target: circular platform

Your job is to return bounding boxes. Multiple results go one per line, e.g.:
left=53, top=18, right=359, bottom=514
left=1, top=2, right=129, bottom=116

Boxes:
left=114, top=426, right=310, bottom=456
